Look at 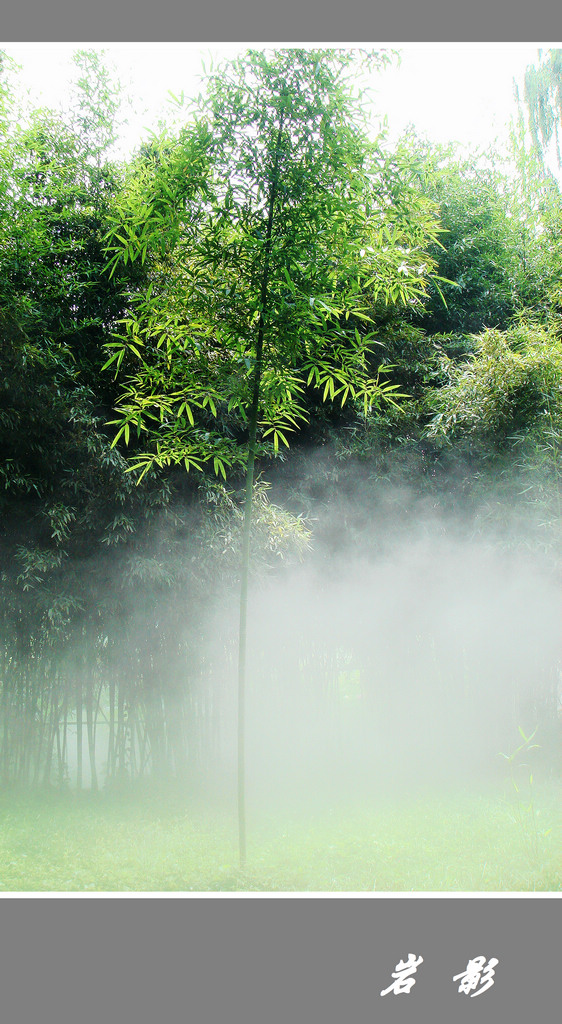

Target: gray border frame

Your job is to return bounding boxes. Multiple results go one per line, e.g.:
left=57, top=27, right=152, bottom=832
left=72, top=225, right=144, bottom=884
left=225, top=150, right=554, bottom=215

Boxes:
left=0, top=896, right=560, bottom=1023
left=1, top=2, right=560, bottom=1022
left=1, top=0, right=559, bottom=42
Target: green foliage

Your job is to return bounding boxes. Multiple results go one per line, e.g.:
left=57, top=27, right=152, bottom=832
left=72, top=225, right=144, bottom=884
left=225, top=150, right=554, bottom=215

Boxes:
left=499, top=726, right=554, bottom=865
left=0, top=51, right=191, bottom=697
left=518, top=48, right=562, bottom=171
left=403, top=142, right=530, bottom=334
left=0, top=49, right=138, bottom=415
left=426, top=322, right=562, bottom=450
left=506, top=119, right=562, bottom=321
left=103, top=48, right=443, bottom=480
left=3, top=45, right=562, bottom=802
left=68, top=49, right=122, bottom=168
left=198, top=477, right=311, bottom=577
left=101, top=48, right=447, bottom=866
left=423, top=320, right=562, bottom=555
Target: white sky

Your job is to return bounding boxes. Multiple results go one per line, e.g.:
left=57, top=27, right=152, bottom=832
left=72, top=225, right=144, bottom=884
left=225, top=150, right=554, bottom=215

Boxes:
left=0, top=41, right=555, bottom=160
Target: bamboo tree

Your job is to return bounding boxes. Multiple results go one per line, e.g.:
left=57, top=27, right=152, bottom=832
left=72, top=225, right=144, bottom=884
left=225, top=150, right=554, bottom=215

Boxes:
left=236, top=101, right=287, bottom=863
left=518, top=48, right=562, bottom=170
left=103, top=48, right=444, bottom=865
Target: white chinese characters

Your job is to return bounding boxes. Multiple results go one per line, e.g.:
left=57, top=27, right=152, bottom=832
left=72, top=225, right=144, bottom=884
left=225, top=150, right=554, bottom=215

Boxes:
left=380, top=954, right=499, bottom=997
left=380, top=954, right=424, bottom=996
left=453, top=956, right=499, bottom=997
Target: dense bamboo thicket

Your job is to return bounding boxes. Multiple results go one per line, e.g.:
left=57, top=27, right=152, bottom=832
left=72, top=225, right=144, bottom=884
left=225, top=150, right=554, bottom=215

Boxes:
left=1, top=46, right=562, bottom=795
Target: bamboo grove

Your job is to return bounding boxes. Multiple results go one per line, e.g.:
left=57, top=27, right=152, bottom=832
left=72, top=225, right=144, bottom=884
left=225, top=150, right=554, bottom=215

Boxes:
left=2, top=47, right=562, bottom=794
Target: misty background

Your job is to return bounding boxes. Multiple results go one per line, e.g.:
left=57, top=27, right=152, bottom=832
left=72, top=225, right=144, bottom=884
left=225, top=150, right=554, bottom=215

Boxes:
left=2, top=44, right=562, bottom=821
left=52, top=461, right=561, bottom=810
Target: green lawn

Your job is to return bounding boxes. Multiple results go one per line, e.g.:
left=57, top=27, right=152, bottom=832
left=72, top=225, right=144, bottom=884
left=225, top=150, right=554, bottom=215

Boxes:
left=0, top=780, right=561, bottom=892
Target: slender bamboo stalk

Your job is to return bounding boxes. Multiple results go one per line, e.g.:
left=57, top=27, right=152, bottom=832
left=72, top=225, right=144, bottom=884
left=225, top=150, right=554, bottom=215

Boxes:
left=237, top=105, right=285, bottom=868
left=76, top=668, right=83, bottom=792
left=86, top=667, right=98, bottom=792
left=107, top=675, right=116, bottom=780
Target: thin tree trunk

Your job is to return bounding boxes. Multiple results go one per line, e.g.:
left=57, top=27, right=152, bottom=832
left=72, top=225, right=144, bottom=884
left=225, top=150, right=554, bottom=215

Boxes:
left=237, top=105, right=285, bottom=868
left=86, top=670, right=98, bottom=792
left=42, top=691, right=58, bottom=787
left=1, top=655, right=12, bottom=784
left=60, top=682, right=69, bottom=786
left=32, top=678, right=49, bottom=786
left=107, top=677, right=116, bottom=780
left=56, top=718, right=64, bottom=786
left=117, top=681, right=126, bottom=779
left=76, top=673, right=83, bottom=793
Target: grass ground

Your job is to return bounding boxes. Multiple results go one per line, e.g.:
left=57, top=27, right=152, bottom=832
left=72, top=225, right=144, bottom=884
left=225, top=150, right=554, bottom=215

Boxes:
left=0, top=778, right=561, bottom=892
